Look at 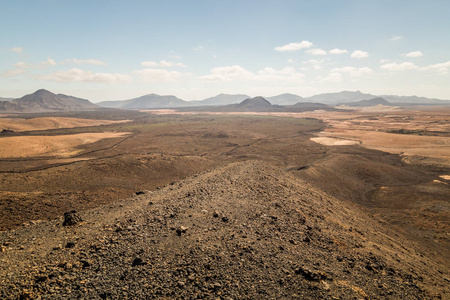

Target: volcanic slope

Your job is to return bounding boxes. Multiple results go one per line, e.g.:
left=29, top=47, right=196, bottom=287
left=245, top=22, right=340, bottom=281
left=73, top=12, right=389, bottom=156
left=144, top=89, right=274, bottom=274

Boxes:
left=1, top=161, right=447, bottom=299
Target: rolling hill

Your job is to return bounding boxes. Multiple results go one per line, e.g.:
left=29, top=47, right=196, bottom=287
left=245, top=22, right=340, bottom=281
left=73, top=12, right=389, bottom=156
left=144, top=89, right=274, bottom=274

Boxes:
left=0, top=89, right=99, bottom=112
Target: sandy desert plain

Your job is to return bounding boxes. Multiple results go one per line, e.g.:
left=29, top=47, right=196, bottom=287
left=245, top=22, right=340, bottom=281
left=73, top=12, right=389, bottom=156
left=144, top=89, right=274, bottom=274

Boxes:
left=0, top=105, right=449, bottom=299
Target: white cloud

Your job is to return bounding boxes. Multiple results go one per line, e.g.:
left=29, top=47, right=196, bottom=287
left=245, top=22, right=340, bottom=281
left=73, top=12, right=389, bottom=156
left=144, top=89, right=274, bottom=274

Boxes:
left=200, top=65, right=254, bottom=81
left=200, top=65, right=304, bottom=83
left=10, top=47, right=24, bottom=53
left=193, top=45, right=205, bottom=51
left=141, top=60, right=186, bottom=68
left=380, top=62, right=419, bottom=71
left=287, top=58, right=295, bottom=64
left=305, top=48, right=327, bottom=56
left=134, top=68, right=187, bottom=82
left=351, top=50, right=369, bottom=59
left=301, top=59, right=328, bottom=70
left=329, top=48, right=348, bottom=55
left=317, top=72, right=343, bottom=83
left=274, top=41, right=313, bottom=52
left=331, top=66, right=373, bottom=77
left=63, top=59, right=107, bottom=66
left=390, top=35, right=404, bottom=41
left=404, top=51, right=423, bottom=58
left=257, top=67, right=304, bottom=82
left=15, top=58, right=56, bottom=69
left=421, top=61, right=450, bottom=74
left=379, top=59, right=391, bottom=64
left=1, top=69, right=27, bottom=78
left=40, top=68, right=131, bottom=83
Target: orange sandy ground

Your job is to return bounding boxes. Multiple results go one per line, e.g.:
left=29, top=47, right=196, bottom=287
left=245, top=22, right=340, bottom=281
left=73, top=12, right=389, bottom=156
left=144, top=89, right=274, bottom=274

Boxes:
left=0, top=117, right=129, bottom=132
left=0, top=132, right=130, bottom=158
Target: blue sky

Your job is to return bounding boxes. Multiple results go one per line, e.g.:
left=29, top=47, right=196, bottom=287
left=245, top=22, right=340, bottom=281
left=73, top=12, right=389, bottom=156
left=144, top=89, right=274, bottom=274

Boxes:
left=1, top=0, right=450, bottom=101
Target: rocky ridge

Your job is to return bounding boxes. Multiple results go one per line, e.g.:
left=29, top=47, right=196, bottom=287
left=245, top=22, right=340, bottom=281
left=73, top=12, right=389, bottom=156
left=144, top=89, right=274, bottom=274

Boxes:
left=0, top=161, right=447, bottom=299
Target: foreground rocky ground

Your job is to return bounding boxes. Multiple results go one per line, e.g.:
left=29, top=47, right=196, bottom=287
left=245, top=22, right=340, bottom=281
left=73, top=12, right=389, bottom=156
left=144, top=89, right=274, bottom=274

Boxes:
left=1, top=161, right=448, bottom=299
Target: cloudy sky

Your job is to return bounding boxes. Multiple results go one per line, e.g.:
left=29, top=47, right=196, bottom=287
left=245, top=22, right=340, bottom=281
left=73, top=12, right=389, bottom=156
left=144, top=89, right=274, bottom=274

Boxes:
left=1, top=0, right=449, bottom=102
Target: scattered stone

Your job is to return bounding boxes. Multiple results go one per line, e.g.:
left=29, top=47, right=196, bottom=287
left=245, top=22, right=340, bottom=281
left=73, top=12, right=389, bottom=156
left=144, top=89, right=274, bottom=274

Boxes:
left=295, top=266, right=328, bottom=281
left=222, top=216, right=229, bottom=222
left=62, top=210, right=82, bottom=226
left=213, top=211, right=219, bottom=218
left=176, top=226, right=189, bottom=236
left=80, top=260, right=91, bottom=269
left=65, top=241, right=76, bottom=248
left=135, top=191, right=145, bottom=195
left=132, top=257, right=145, bottom=266
left=35, top=275, right=48, bottom=282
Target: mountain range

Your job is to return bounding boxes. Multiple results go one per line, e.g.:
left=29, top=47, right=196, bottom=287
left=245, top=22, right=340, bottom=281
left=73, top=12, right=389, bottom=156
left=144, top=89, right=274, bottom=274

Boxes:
left=1, top=89, right=449, bottom=113
left=98, top=90, right=449, bottom=109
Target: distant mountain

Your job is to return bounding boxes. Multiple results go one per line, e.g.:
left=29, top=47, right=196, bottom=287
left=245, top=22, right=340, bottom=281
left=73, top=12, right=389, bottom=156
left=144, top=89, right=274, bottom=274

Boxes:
left=266, top=93, right=304, bottom=105
left=0, top=89, right=99, bottom=112
left=98, top=94, right=189, bottom=109
left=0, top=97, right=13, bottom=101
left=234, top=96, right=275, bottom=111
left=304, top=90, right=449, bottom=105
left=185, top=96, right=283, bottom=112
left=192, top=94, right=250, bottom=106
left=343, top=97, right=391, bottom=107
left=305, top=91, right=376, bottom=104
left=289, top=102, right=338, bottom=111
left=379, top=95, right=448, bottom=105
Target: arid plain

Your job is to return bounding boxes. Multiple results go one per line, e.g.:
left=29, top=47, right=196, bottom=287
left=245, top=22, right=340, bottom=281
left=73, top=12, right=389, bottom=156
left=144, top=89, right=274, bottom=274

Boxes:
left=0, top=106, right=449, bottom=299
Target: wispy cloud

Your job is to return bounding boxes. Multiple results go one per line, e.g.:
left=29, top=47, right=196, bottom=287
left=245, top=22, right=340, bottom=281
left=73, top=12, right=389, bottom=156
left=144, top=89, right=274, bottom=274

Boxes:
left=10, top=47, right=24, bottom=53
left=421, top=61, right=450, bottom=75
left=141, top=60, right=186, bottom=68
left=274, top=41, right=313, bottom=52
left=316, top=72, right=343, bottom=83
left=200, top=65, right=304, bottom=83
left=257, top=67, right=304, bottom=82
left=390, top=35, right=404, bottom=41
left=329, top=48, right=348, bottom=55
left=331, top=66, right=373, bottom=77
left=1, top=69, right=27, bottom=78
left=305, top=48, right=327, bottom=56
left=403, top=51, right=423, bottom=58
left=193, top=45, right=205, bottom=51
left=351, top=50, right=369, bottom=59
left=200, top=65, right=253, bottom=81
left=63, top=59, right=107, bottom=66
left=380, top=62, right=419, bottom=71
left=40, top=68, right=131, bottom=83
left=133, top=68, right=187, bottom=82
left=15, top=58, right=56, bottom=69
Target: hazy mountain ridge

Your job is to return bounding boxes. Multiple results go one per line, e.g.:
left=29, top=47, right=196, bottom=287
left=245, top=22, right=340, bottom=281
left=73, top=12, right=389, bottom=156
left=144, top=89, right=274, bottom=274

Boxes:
left=267, top=93, right=305, bottom=105
left=341, top=97, right=391, bottom=107
left=0, top=89, right=99, bottom=112
left=98, top=93, right=188, bottom=109
left=2, top=90, right=449, bottom=113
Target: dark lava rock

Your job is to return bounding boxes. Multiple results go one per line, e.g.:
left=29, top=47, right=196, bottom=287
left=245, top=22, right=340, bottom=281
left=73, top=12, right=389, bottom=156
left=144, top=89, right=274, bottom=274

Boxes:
left=62, top=210, right=82, bottom=226
left=176, top=226, right=188, bottom=236
left=295, top=266, right=328, bottom=281
left=132, top=257, right=145, bottom=266
left=65, top=241, right=76, bottom=248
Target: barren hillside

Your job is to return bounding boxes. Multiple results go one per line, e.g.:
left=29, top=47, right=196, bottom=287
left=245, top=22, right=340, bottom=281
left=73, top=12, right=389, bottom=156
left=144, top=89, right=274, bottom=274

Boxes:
left=1, top=161, right=447, bottom=299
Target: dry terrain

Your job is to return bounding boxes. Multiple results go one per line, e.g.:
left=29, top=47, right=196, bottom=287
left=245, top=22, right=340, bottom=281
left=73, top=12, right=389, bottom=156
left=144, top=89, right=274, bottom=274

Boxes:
left=0, top=117, right=129, bottom=132
left=0, top=107, right=449, bottom=299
